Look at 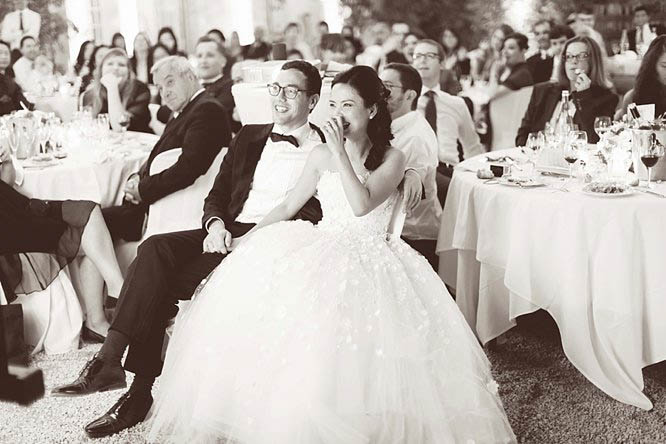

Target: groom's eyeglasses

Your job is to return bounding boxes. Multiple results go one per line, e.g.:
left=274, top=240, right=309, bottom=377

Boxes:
left=267, top=83, right=310, bottom=99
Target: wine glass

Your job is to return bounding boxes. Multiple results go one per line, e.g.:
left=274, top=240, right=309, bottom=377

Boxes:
left=640, top=133, right=665, bottom=188
left=117, top=112, right=131, bottom=133
left=594, top=116, right=611, bottom=141
left=564, top=130, right=587, bottom=180
left=525, top=131, right=544, bottom=177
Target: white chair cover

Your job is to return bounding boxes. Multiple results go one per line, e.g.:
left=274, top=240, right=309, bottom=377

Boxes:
left=489, top=86, right=533, bottom=151
left=148, top=103, right=166, bottom=136
left=115, top=148, right=227, bottom=275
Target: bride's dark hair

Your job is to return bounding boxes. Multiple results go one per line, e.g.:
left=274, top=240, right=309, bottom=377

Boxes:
left=332, top=66, right=393, bottom=170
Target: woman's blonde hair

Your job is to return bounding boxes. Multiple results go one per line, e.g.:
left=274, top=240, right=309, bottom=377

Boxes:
left=91, top=48, right=138, bottom=116
left=557, top=36, right=612, bottom=89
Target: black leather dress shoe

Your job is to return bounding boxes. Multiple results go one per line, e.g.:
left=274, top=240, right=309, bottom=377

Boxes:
left=85, top=390, right=153, bottom=438
left=51, top=355, right=126, bottom=397
left=81, top=326, right=106, bottom=343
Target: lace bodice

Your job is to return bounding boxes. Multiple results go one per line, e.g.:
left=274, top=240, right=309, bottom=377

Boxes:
left=315, top=170, right=397, bottom=237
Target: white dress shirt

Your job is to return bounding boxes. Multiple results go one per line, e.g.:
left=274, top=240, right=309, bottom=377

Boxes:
left=12, top=56, right=38, bottom=94
left=417, top=84, right=483, bottom=166
left=391, top=111, right=441, bottom=240
left=235, top=122, right=321, bottom=224
left=1, top=8, right=41, bottom=50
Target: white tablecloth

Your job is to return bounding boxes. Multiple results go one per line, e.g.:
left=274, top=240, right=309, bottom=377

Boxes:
left=9, top=131, right=156, bottom=355
left=16, top=131, right=156, bottom=206
left=437, top=148, right=666, bottom=410
left=232, top=81, right=332, bottom=128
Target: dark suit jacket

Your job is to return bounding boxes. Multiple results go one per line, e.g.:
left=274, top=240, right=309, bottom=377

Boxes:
left=501, top=62, right=534, bottom=90
left=157, top=75, right=236, bottom=131
left=102, top=92, right=231, bottom=241
left=0, top=73, right=32, bottom=116
left=516, top=82, right=619, bottom=147
left=628, top=25, right=666, bottom=52
left=525, top=53, right=554, bottom=84
left=202, top=123, right=324, bottom=229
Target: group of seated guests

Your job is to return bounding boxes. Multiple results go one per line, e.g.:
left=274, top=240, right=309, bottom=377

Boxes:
left=3, top=16, right=666, bottom=341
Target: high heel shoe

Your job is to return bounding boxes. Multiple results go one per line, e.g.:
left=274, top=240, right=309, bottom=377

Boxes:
left=81, top=325, right=106, bottom=343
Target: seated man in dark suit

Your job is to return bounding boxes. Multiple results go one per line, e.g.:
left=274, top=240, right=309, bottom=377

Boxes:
left=526, top=20, right=553, bottom=84
left=52, top=60, right=326, bottom=439
left=103, top=55, right=231, bottom=243
left=158, top=36, right=240, bottom=132
left=627, top=5, right=666, bottom=53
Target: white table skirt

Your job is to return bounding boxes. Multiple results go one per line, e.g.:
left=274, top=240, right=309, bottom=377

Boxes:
left=9, top=131, right=155, bottom=354
left=437, top=148, right=666, bottom=410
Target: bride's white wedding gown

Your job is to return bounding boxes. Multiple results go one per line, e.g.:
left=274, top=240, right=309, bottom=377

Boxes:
left=146, top=171, right=516, bottom=444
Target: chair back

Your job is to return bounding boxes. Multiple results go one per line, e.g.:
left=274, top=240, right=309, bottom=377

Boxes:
left=489, top=86, right=533, bottom=151
left=144, top=148, right=227, bottom=238
left=386, top=190, right=406, bottom=241
left=148, top=103, right=165, bottom=136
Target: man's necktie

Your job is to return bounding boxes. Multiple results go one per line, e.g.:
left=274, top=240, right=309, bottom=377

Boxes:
left=19, top=11, right=24, bottom=32
left=270, top=132, right=299, bottom=147
left=637, top=27, right=643, bottom=45
left=424, top=90, right=437, bottom=136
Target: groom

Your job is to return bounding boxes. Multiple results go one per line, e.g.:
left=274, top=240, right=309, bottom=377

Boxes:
left=52, top=60, right=325, bottom=438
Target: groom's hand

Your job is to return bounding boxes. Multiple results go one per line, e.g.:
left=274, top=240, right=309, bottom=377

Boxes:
left=203, top=222, right=232, bottom=254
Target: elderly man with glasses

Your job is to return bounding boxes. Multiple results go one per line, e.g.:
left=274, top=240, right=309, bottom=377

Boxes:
left=52, top=60, right=325, bottom=439
left=412, top=39, right=483, bottom=206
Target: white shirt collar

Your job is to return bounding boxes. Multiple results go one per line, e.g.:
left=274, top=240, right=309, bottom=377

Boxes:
left=421, top=83, right=442, bottom=96
left=272, top=121, right=311, bottom=145
left=391, top=110, right=418, bottom=132
left=173, top=88, right=206, bottom=118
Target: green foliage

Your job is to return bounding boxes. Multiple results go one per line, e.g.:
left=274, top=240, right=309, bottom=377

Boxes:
left=340, top=0, right=507, bottom=46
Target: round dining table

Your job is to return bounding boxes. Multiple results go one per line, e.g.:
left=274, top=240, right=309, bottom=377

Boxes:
left=437, top=148, right=666, bottom=410
left=15, top=131, right=157, bottom=206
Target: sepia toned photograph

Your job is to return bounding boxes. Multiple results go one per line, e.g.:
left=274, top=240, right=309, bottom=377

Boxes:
left=1, top=0, right=666, bottom=442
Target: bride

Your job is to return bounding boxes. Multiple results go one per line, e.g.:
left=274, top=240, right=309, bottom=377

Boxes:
left=146, top=66, right=516, bottom=444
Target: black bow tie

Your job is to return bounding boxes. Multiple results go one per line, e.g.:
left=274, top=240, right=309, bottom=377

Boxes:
left=269, top=132, right=299, bottom=147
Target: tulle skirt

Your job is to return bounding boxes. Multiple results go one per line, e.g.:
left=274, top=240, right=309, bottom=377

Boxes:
left=146, top=220, right=516, bottom=444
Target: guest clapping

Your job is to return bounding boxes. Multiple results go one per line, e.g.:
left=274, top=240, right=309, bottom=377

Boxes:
left=616, top=35, right=666, bottom=120
left=516, top=36, right=617, bottom=146
left=81, top=48, right=151, bottom=133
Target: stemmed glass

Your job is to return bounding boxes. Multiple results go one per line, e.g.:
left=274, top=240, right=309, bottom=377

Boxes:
left=594, top=116, right=611, bottom=141
left=117, top=112, right=131, bottom=133
left=525, top=131, right=544, bottom=177
left=564, top=130, right=587, bottom=180
left=640, top=134, right=665, bottom=188
left=37, top=121, right=52, bottom=155
left=4, top=121, right=20, bottom=158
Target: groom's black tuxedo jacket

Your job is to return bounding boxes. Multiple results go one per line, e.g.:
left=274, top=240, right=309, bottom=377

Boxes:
left=202, top=123, right=325, bottom=229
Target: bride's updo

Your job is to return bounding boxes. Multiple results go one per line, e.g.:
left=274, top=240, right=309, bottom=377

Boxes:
left=332, top=66, right=393, bottom=170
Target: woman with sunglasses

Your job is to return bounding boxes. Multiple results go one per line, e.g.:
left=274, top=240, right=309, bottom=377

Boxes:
left=516, top=36, right=617, bottom=146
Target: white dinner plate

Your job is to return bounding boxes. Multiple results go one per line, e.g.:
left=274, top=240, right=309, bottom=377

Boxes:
left=581, top=189, right=634, bottom=198
left=498, top=177, right=546, bottom=188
